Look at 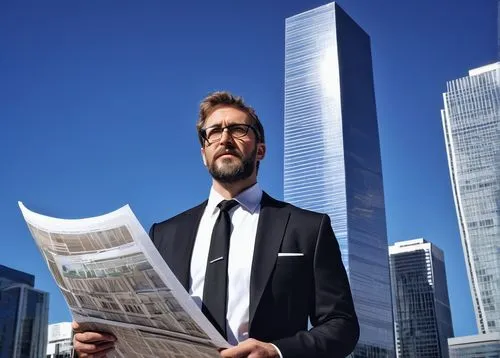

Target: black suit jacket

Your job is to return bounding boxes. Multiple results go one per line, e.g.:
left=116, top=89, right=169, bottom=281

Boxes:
left=149, top=192, right=359, bottom=358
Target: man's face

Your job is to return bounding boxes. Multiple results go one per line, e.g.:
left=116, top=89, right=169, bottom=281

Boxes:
left=201, top=106, right=265, bottom=183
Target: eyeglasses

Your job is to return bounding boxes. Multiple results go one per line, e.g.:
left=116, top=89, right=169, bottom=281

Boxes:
left=200, top=124, right=257, bottom=144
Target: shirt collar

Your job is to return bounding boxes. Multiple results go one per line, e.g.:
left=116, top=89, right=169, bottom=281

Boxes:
left=207, top=183, right=262, bottom=215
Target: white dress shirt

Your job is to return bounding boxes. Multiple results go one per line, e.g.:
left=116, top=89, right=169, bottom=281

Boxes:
left=189, top=183, right=261, bottom=345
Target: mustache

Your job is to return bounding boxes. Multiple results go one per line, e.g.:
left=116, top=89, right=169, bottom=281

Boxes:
left=215, top=148, right=242, bottom=159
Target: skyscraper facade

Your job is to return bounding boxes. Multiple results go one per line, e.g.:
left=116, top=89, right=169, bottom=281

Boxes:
left=441, top=62, right=500, bottom=334
left=284, top=3, right=394, bottom=356
left=0, top=264, right=49, bottom=358
left=389, top=239, right=454, bottom=357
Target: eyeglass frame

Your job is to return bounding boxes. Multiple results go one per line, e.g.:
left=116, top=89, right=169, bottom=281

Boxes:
left=199, top=123, right=261, bottom=145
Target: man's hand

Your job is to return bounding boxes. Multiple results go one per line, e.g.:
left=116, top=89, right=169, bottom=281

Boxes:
left=220, top=338, right=280, bottom=358
left=72, top=321, right=116, bottom=357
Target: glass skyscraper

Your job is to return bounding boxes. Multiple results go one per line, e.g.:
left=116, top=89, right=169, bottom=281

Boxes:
left=0, top=264, right=49, bottom=358
left=389, top=239, right=454, bottom=358
left=441, top=62, right=500, bottom=334
left=284, top=3, right=394, bottom=356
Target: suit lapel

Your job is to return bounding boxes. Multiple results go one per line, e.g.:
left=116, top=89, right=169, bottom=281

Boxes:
left=249, top=192, right=290, bottom=328
left=170, top=201, right=207, bottom=290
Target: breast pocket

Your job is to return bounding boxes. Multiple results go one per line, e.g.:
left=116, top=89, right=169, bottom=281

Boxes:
left=273, top=255, right=307, bottom=290
left=272, top=255, right=310, bottom=324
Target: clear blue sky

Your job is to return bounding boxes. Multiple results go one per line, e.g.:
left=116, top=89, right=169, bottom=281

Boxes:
left=1, top=0, right=496, bottom=338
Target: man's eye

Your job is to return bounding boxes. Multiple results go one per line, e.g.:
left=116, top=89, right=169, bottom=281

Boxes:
left=207, top=128, right=222, bottom=137
left=232, top=127, right=246, bottom=134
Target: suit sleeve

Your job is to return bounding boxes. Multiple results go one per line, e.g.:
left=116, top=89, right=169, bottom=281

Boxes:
left=272, top=214, right=360, bottom=358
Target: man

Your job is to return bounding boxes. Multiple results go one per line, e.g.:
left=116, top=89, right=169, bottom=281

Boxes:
left=73, top=91, right=359, bottom=358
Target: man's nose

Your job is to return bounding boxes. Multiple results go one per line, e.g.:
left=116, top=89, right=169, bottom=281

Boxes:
left=218, top=128, right=234, bottom=145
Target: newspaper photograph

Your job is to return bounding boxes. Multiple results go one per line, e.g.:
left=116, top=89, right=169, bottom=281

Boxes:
left=18, top=202, right=231, bottom=358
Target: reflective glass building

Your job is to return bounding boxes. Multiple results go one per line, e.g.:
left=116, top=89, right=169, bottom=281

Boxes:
left=389, top=239, right=454, bottom=358
left=284, top=3, right=394, bottom=356
left=441, top=62, right=500, bottom=333
left=0, top=264, right=49, bottom=358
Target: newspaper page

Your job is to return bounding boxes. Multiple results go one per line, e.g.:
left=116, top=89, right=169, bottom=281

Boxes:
left=18, top=202, right=231, bottom=358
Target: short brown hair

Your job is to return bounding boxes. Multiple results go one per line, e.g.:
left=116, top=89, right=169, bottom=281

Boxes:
left=196, top=91, right=265, bottom=146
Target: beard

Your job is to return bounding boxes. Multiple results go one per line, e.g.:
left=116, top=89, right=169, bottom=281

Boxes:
left=208, top=147, right=257, bottom=183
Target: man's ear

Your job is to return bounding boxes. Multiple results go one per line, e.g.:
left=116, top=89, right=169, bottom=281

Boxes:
left=256, top=143, right=266, bottom=161
left=201, top=148, right=207, bottom=166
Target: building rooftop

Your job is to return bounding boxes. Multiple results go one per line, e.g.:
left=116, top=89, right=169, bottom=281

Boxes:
left=469, top=62, right=500, bottom=76
left=448, top=332, right=500, bottom=346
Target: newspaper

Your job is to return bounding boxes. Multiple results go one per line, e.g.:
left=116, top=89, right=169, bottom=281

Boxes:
left=18, top=202, right=231, bottom=358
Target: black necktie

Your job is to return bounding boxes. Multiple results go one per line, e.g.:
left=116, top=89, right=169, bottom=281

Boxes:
left=202, top=199, right=238, bottom=339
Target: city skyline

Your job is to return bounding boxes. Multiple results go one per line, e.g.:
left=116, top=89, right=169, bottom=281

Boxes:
left=284, top=3, right=393, bottom=355
left=1, top=0, right=497, bottom=339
